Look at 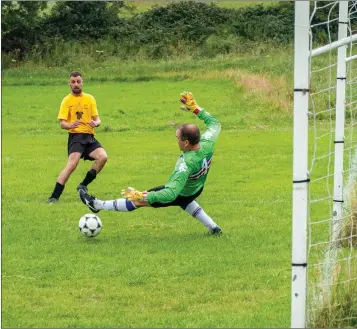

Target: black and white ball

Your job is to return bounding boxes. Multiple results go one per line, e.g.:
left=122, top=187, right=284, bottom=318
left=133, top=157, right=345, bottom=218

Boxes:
left=79, top=214, right=102, bottom=238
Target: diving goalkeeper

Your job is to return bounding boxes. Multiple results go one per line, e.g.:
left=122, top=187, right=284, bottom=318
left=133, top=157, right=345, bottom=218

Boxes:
left=79, top=91, right=222, bottom=234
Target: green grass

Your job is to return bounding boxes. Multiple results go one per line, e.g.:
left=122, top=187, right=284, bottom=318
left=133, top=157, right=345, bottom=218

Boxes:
left=123, top=0, right=278, bottom=15
left=2, top=127, right=293, bottom=328
left=2, top=64, right=294, bottom=327
left=210, top=0, right=279, bottom=9
left=3, top=47, right=293, bottom=84
left=2, top=50, right=356, bottom=327
left=41, top=0, right=280, bottom=19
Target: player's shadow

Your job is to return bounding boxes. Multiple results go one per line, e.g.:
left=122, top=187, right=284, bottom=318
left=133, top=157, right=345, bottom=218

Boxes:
left=80, top=231, right=225, bottom=247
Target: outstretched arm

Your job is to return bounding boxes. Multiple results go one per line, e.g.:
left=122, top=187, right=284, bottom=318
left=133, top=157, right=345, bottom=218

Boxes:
left=179, top=91, right=221, bottom=143
left=122, top=159, right=190, bottom=205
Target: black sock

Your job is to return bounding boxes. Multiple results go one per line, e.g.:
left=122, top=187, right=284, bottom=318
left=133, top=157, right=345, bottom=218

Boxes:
left=50, top=182, right=65, bottom=199
left=80, top=169, right=97, bottom=186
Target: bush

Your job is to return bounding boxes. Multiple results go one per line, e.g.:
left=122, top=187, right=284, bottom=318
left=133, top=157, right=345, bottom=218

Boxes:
left=42, top=1, right=124, bottom=40
left=1, top=1, right=48, bottom=58
left=4, top=0, right=353, bottom=63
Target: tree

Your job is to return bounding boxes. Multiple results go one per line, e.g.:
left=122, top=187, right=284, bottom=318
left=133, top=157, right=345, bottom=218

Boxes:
left=43, top=1, right=124, bottom=40
left=1, top=1, right=47, bottom=57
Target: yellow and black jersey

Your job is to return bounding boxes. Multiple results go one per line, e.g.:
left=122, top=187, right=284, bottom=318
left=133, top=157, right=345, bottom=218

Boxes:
left=58, top=93, right=99, bottom=134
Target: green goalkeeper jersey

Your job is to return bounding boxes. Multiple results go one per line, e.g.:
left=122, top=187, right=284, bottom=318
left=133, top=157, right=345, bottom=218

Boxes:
left=147, top=109, right=221, bottom=205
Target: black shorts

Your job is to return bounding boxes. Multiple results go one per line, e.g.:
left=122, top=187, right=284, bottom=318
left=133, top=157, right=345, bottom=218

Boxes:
left=147, top=185, right=204, bottom=210
left=67, top=133, right=102, bottom=161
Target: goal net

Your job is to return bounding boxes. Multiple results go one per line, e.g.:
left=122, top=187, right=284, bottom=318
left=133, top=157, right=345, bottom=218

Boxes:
left=292, top=1, right=357, bottom=327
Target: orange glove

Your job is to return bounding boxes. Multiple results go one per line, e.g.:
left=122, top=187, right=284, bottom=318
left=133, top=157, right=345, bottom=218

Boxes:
left=179, top=91, right=199, bottom=112
left=121, top=187, right=148, bottom=201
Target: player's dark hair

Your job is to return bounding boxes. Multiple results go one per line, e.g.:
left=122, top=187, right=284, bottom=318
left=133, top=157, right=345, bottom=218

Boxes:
left=178, top=124, right=201, bottom=145
left=70, top=71, right=82, bottom=78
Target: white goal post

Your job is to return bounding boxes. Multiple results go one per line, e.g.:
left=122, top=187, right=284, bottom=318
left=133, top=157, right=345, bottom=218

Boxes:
left=291, top=3, right=310, bottom=328
left=292, top=1, right=357, bottom=328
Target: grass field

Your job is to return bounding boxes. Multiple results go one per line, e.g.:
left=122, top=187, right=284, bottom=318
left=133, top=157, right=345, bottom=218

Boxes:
left=43, top=0, right=279, bottom=18
left=128, top=0, right=278, bottom=13
left=2, top=53, right=296, bottom=328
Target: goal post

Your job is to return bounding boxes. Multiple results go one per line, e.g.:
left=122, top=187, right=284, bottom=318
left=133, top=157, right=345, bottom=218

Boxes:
left=292, top=1, right=357, bottom=328
left=291, top=1, right=310, bottom=328
left=332, top=1, right=348, bottom=246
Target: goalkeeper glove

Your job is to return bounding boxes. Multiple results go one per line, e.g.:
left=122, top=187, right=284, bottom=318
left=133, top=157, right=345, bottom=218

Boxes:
left=121, top=187, right=148, bottom=201
left=179, top=91, right=200, bottom=113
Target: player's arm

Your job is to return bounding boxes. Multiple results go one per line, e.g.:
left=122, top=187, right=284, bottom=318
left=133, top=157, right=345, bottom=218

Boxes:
left=89, top=115, right=101, bottom=128
left=147, top=169, right=190, bottom=204
left=179, top=91, right=221, bottom=143
left=57, top=97, right=81, bottom=130
left=59, top=119, right=81, bottom=130
left=122, top=159, right=190, bottom=204
left=89, top=96, right=101, bottom=128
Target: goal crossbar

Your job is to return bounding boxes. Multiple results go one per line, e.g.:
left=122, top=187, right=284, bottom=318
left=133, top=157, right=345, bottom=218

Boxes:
left=311, top=33, right=357, bottom=57
left=346, top=54, right=357, bottom=62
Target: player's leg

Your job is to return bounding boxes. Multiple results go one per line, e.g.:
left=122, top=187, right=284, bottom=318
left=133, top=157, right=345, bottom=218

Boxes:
left=48, top=152, right=82, bottom=202
left=99, top=185, right=166, bottom=211
left=78, top=186, right=165, bottom=212
left=99, top=185, right=221, bottom=234
left=77, top=141, right=108, bottom=191
left=88, top=147, right=108, bottom=174
left=168, top=188, right=221, bottom=233
left=78, top=190, right=150, bottom=213
left=181, top=200, right=222, bottom=234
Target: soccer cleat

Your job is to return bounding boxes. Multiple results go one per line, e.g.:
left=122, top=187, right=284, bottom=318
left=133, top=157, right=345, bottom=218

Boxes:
left=79, top=189, right=100, bottom=213
left=47, top=197, right=58, bottom=203
left=209, top=225, right=222, bottom=235
left=77, top=184, right=88, bottom=193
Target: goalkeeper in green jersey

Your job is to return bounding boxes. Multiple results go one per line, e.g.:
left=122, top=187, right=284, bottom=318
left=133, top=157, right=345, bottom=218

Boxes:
left=79, top=91, right=222, bottom=234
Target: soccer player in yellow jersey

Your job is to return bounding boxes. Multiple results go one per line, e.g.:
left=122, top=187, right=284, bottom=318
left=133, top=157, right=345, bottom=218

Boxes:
left=47, top=72, right=108, bottom=203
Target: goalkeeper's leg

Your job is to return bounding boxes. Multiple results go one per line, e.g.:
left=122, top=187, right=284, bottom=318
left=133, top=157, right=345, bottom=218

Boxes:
left=182, top=201, right=221, bottom=233
left=93, top=196, right=221, bottom=230
left=79, top=189, right=144, bottom=212
left=80, top=186, right=166, bottom=212
left=96, top=198, right=140, bottom=212
left=97, top=186, right=164, bottom=211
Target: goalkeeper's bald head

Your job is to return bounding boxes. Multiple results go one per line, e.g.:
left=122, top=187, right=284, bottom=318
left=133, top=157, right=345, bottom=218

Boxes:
left=176, top=124, right=200, bottom=151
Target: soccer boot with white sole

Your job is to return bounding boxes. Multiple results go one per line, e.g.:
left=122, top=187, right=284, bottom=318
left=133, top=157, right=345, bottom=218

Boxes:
left=79, top=189, right=100, bottom=213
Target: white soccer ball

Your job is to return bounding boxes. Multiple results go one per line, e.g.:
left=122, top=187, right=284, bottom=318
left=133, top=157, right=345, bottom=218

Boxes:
left=79, top=214, right=102, bottom=238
